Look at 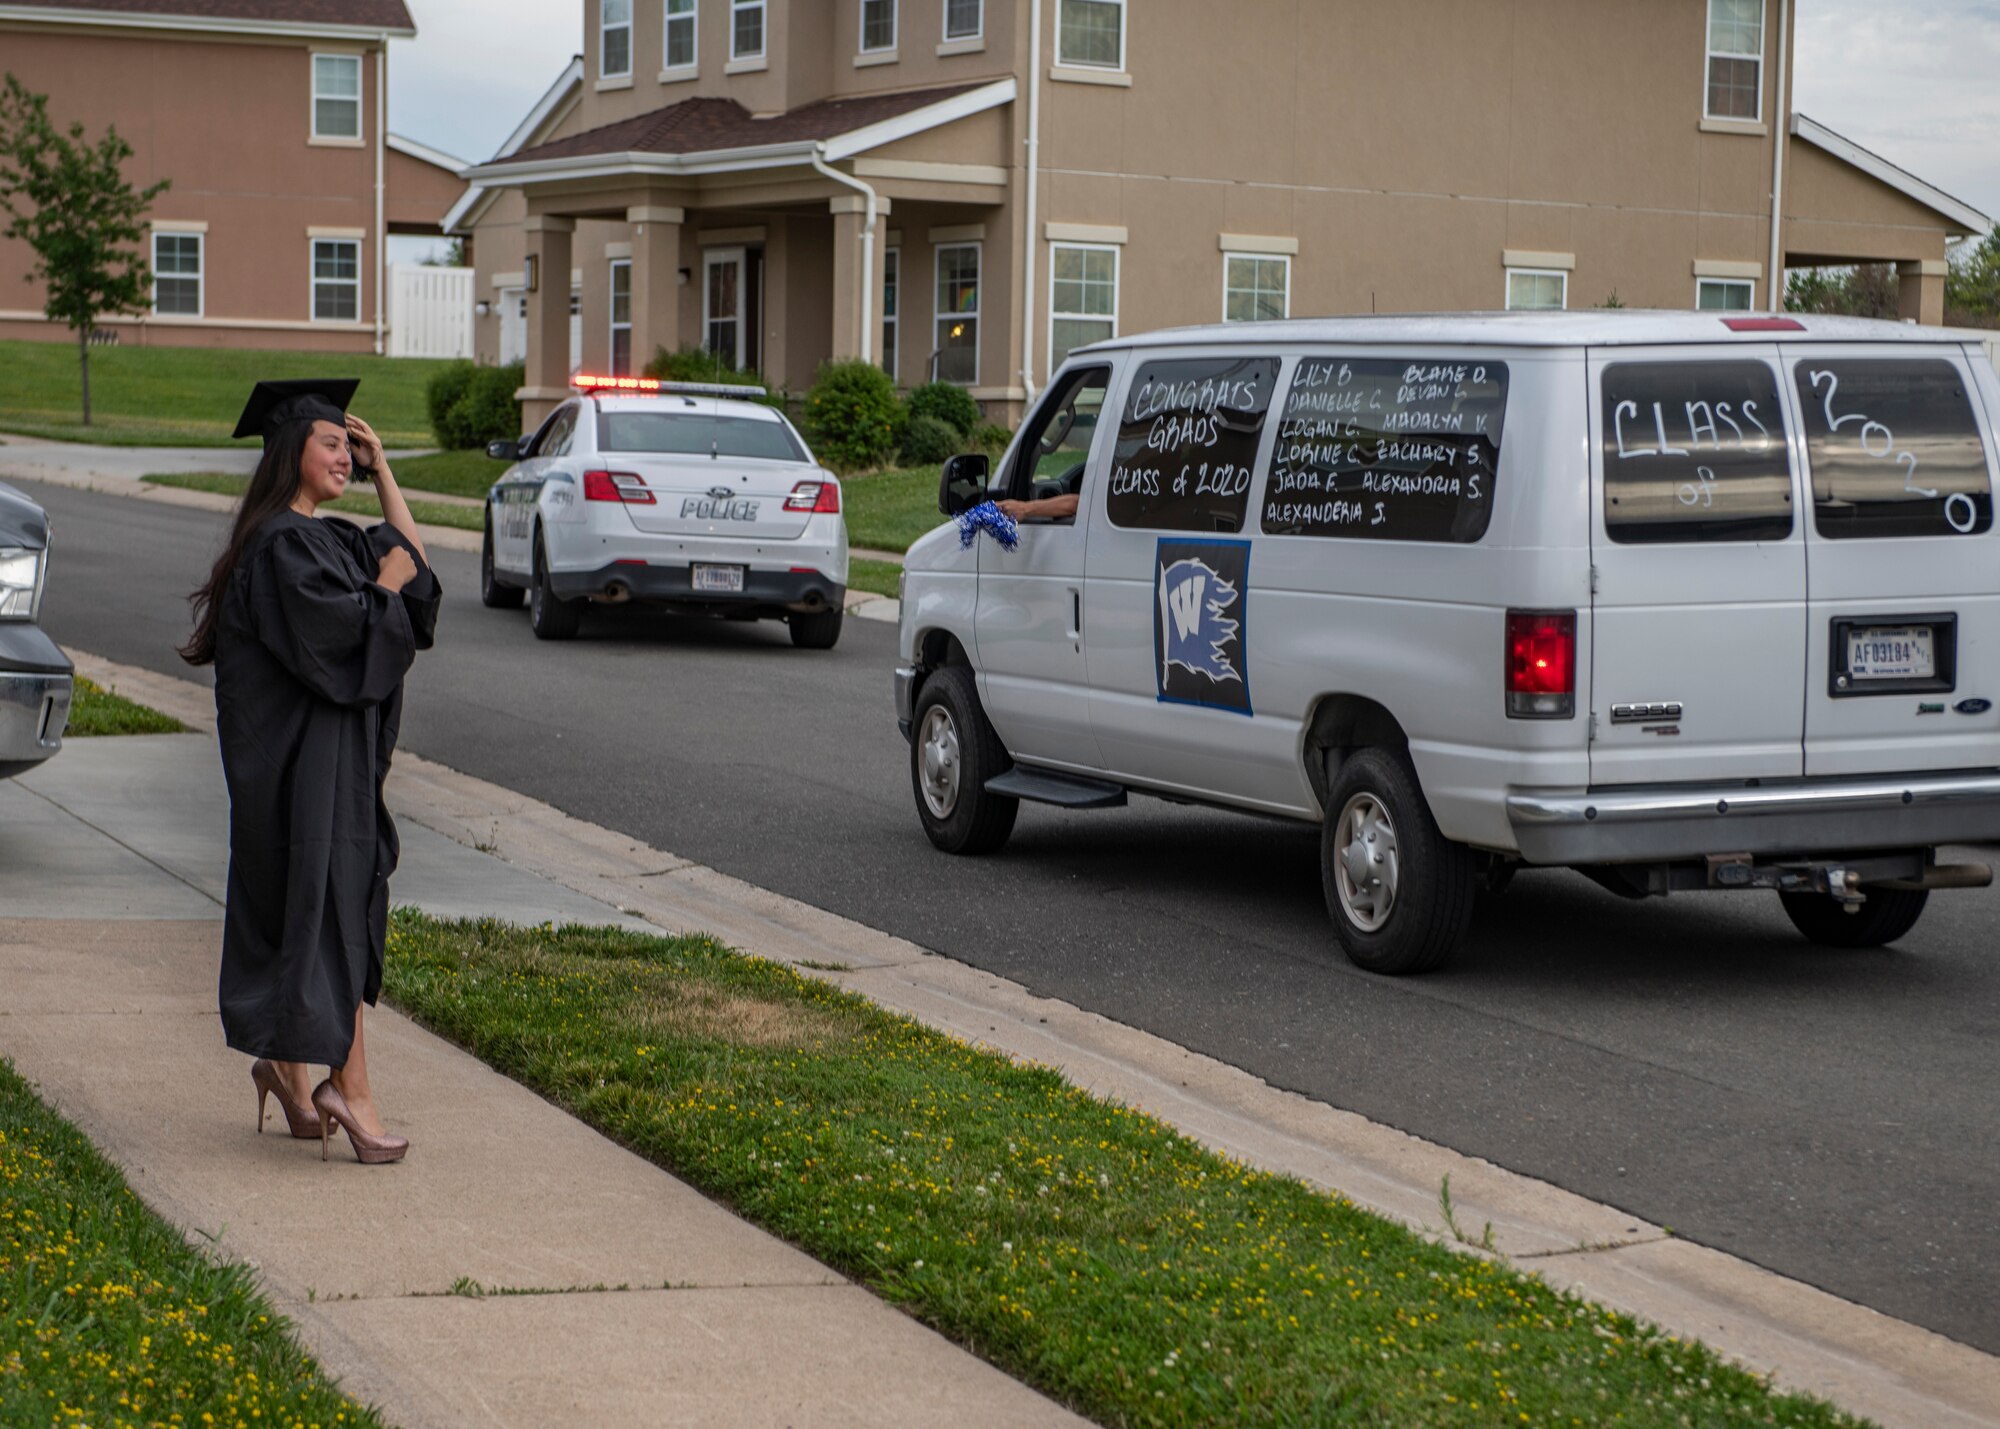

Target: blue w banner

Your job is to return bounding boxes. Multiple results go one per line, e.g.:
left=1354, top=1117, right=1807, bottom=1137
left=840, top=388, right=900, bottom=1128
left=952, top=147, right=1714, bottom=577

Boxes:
left=1153, top=538, right=1253, bottom=715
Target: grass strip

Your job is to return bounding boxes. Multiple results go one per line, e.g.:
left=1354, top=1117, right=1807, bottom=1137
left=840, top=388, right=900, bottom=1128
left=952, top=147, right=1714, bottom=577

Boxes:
left=846, top=556, right=903, bottom=600
left=0, top=1057, right=385, bottom=1427
left=142, top=472, right=484, bottom=533
left=841, top=464, right=946, bottom=554
left=382, top=912, right=1863, bottom=1428
left=65, top=675, right=185, bottom=736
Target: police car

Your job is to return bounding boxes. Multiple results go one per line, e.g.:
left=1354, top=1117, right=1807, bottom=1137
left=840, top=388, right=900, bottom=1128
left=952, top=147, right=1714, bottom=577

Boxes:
left=480, top=375, right=848, bottom=647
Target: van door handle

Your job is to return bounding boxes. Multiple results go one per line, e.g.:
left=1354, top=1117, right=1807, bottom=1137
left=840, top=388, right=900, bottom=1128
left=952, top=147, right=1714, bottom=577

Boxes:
left=1069, top=587, right=1082, bottom=639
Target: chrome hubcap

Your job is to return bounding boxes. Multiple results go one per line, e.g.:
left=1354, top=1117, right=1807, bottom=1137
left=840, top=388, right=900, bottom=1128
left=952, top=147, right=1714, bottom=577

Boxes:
left=917, top=706, right=961, bottom=819
left=1334, top=793, right=1400, bottom=932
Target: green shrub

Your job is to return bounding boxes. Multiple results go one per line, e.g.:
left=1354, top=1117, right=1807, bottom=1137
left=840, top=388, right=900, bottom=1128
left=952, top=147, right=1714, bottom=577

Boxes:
left=899, top=414, right=963, bottom=465
left=642, top=345, right=781, bottom=406
left=439, top=362, right=524, bottom=448
left=424, top=360, right=477, bottom=447
left=905, top=380, right=981, bottom=437
left=804, top=360, right=903, bottom=472
left=972, top=421, right=1013, bottom=453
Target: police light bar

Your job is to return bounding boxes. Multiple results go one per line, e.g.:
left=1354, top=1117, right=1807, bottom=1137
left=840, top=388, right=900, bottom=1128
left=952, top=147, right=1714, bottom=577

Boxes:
left=572, top=374, right=769, bottom=398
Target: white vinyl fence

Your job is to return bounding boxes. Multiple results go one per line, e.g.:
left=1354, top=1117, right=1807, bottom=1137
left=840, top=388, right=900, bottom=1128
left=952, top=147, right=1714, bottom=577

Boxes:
left=388, top=263, right=474, bottom=360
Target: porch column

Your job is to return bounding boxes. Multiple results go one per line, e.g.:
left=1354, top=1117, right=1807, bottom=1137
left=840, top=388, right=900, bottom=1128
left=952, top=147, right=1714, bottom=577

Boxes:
left=519, top=214, right=575, bottom=427
left=1899, top=259, right=1947, bottom=325
left=628, top=205, right=685, bottom=373
left=828, top=195, right=891, bottom=365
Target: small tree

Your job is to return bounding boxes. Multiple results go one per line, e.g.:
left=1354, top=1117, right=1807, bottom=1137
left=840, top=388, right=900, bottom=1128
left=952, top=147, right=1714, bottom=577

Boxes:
left=1946, top=230, right=2000, bottom=329
left=0, top=73, right=168, bottom=425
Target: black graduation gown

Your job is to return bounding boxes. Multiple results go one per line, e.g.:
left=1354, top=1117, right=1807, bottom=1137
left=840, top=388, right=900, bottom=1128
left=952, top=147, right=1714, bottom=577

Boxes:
left=213, top=512, right=440, bottom=1067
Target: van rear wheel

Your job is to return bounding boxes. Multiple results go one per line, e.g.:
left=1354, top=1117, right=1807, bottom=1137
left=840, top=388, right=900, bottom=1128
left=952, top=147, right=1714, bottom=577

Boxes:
left=1321, top=747, right=1475, bottom=975
left=911, top=666, right=1018, bottom=855
left=1778, top=887, right=1928, bottom=947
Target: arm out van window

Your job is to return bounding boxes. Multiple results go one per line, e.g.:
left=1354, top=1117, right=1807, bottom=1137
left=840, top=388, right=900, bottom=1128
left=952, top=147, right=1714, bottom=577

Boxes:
left=1107, top=356, right=1279, bottom=533
left=1601, top=361, right=1792, bottom=544
left=1004, top=366, right=1111, bottom=520
left=1794, top=359, right=1992, bottom=539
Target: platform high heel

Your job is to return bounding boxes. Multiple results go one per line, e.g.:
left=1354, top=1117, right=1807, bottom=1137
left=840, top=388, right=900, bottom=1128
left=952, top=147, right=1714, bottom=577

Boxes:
left=251, top=1059, right=322, bottom=1139
left=311, top=1079, right=409, bottom=1165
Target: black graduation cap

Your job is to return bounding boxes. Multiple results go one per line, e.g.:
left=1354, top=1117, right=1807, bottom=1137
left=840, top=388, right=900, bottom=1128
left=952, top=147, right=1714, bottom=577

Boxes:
left=231, top=378, right=360, bottom=445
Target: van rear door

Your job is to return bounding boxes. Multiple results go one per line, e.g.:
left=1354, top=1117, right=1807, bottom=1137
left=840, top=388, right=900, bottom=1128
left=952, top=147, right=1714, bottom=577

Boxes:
left=1785, top=345, right=2000, bottom=777
left=1587, top=348, right=1806, bottom=785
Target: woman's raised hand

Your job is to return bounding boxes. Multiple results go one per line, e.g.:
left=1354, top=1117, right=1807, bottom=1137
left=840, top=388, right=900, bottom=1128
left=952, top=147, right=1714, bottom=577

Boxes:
left=375, top=546, right=419, bottom=593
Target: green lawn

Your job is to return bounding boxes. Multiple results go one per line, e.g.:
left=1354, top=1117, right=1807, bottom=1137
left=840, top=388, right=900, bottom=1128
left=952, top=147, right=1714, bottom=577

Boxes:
left=64, top=676, right=185, bottom=736
left=384, top=912, right=1865, bottom=1429
left=0, top=338, right=445, bottom=447
left=391, top=447, right=510, bottom=499
left=846, top=556, right=903, bottom=599
left=142, top=472, right=485, bottom=532
left=842, top=464, right=946, bottom=553
left=0, top=1057, right=387, bottom=1427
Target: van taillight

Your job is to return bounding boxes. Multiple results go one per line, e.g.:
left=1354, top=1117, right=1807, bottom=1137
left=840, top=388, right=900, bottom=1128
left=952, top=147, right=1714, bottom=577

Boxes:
left=1506, top=610, right=1575, bottom=719
left=785, top=479, right=841, bottom=514
left=583, top=470, right=655, bottom=504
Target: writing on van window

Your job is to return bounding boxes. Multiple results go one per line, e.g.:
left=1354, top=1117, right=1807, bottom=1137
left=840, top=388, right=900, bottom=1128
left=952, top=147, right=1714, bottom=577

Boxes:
left=1108, top=357, right=1278, bottom=533
left=1795, top=360, right=1989, bottom=540
left=1263, top=359, right=1508, bottom=542
left=1601, top=361, right=1792, bottom=545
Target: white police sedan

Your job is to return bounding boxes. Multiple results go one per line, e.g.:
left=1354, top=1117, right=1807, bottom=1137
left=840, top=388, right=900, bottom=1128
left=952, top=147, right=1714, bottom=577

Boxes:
left=480, top=376, right=848, bottom=647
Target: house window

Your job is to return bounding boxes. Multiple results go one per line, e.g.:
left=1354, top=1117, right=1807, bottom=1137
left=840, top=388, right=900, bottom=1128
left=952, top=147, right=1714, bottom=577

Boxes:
left=311, top=54, right=361, bottom=140
left=665, top=0, right=697, bottom=69
left=943, top=0, right=981, bottom=41
left=1223, top=254, right=1289, bottom=323
left=882, top=246, right=900, bottom=382
left=1505, top=268, right=1567, bottom=311
left=732, top=0, right=765, bottom=59
left=610, top=259, right=633, bottom=376
left=861, top=0, right=896, bottom=52
left=152, top=232, right=202, bottom=317
left=600, top=0, right=632, bottom=77
left=1049, top=243, right=1116, bottom=371
left=312, top=239, right=360, bottom=321
left=1706, top=0, right=1763, bottom=121
left=1057, top=0, right=1124, bottom=69
left=935, top=242, right=981, bottom=385
left=1697, top=277, right=1755, bottom=311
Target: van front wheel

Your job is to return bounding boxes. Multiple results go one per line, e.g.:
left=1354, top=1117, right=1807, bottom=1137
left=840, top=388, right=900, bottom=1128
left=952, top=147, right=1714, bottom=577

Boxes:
left=1321, top=747, right=1475, bottom=975
left=1778, top=887, right=1928, bottom=947
left=911, top=666, right=1018, bottom=855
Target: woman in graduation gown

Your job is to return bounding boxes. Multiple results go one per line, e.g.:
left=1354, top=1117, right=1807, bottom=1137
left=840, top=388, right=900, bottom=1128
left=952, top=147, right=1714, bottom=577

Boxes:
left=182, top=380, right=440, bottom=1165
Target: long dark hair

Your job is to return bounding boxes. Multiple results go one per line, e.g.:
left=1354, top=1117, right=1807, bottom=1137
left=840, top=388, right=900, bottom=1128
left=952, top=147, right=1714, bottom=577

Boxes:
left=179, top=420, right=313, bottom=665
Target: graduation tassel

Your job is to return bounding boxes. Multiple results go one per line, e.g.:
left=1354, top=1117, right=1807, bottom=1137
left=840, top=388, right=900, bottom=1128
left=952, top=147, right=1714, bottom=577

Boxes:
left=954, top=500, right=1020, bottom=552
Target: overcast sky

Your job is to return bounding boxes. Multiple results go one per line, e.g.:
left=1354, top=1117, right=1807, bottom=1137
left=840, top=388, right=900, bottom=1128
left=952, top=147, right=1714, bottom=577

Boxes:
left=386, top=0, right=2000, bottom=238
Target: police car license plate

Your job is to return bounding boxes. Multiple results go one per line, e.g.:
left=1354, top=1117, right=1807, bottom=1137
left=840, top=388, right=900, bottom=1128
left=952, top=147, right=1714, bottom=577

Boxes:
left=691, top=563, right=746, bottom=593
left=1847, top=625, right=1935, bottom=681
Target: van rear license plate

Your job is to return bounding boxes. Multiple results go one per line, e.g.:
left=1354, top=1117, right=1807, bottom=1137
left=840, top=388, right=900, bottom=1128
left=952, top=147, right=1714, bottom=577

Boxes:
left=1847, top=626, right=1935, bottom=681
left=691, top=564, right=746, bottom=594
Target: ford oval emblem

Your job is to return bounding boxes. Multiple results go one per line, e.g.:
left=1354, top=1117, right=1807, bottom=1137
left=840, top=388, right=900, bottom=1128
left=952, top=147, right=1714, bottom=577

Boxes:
left=1955, top=698, right=1992, bottom=715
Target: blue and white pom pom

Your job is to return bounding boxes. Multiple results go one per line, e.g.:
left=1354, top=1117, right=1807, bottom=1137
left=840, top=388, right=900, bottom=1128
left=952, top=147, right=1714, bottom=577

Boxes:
left=954, top=500, right=1020, bottom=551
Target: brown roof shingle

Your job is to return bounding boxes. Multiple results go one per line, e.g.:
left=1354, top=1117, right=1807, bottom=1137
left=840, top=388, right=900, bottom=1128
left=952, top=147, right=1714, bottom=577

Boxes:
left=4, top=0, right=415, bottom=32
left=502, top=82, right=992, bottom=166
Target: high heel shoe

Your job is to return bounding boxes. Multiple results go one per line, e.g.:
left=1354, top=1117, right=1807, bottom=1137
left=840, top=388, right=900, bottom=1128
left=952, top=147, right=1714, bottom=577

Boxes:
left=311, top=1079, right=408, bottom=1165
left=251, top=1059, right=321, bottom=1139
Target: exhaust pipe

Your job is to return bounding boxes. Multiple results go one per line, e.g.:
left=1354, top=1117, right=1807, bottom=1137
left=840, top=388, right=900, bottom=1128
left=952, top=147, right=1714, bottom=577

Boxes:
left=1874, top=862, right=1993, bottom=892
left=599, top=580, right=632, bottom=604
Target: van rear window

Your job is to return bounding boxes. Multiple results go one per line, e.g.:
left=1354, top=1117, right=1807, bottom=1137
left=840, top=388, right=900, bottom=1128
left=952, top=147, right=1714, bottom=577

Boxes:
left=599, top=411, right=806, bottom=463
left=1794, top=359, right=1992, bottom=539
left=1601, top=361, right=1792, bottom=544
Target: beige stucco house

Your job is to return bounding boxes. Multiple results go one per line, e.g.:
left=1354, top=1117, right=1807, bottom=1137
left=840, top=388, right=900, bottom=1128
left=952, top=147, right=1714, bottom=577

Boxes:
left=456, top=0, right=1993, bottom=426
left=0, top=0, right=464, bottom=353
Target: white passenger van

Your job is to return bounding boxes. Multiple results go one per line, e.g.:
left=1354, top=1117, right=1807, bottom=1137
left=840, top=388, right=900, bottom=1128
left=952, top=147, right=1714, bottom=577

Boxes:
left=894, top=313, right=2000, bottom=973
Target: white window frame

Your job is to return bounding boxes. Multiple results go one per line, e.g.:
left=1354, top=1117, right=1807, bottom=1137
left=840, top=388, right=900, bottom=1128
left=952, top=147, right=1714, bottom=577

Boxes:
left=1221, top=252, right=1290, bottom=324
left=1696, top=277, right=1756, bottom=311
left=1048, top=241, right=1118, bottom=372
left=1703, top=0, right=1764, bottom=123
left=934, top=241, right=982, bottom=387
left=311, top=238, right=361, bottom=323
left=1505, top=267, right=1568, bottom=311
left=703, top=246, right=748, bottom=370
left=731, top=0, right=766, bottom=60
left=609, top=258, right=633, bottom=376
left=310, top=52, right=361, bottom=141
left=882, top=245, right=901, bottom=383
left=151, top=230, right=203, bottom=318
left=860, top=0, right=897, bottom=53
left=942, top=0, right=982, bottom=42
left=598, top=0, right=632, bottom=78
left=1056, top=0, right=1125, bottom=71
left=663, top=0, right=698, bottom=73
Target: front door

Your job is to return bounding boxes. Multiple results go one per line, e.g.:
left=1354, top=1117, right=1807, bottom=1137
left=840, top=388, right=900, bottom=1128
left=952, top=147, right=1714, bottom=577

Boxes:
left=704, top=248, right=746, bottom=369
left=1588, top=347, right=1807, bottom=785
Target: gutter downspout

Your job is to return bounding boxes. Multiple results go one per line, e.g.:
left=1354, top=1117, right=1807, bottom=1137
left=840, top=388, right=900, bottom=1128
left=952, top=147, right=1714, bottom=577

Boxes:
left=811, top=146, right=878, bottom=367
left=374, top=40, right=387, bottom=355
left=1019, top=0, right=1042, bottom=402
left=1766, top=0, right=1790, bottom=313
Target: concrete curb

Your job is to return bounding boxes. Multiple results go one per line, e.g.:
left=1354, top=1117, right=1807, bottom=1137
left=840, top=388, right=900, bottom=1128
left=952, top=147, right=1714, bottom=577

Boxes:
left=67, top=648, right=2000, bottom=1429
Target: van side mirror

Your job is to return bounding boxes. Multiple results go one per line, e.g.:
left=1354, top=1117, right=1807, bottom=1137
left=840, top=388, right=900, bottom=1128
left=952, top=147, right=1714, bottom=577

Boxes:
left=938, top=452, right=990, bottom=516
left=486, top=438, right=521, bottom=461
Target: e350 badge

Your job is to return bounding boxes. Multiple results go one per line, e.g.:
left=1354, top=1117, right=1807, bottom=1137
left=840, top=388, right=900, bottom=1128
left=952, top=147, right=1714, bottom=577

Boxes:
left=1154, top=538, right=1253, bottom=716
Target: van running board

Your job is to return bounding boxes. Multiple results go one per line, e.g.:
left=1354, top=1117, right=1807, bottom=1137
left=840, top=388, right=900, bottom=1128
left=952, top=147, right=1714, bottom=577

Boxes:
left=985, top=767, right=1127, bottom=809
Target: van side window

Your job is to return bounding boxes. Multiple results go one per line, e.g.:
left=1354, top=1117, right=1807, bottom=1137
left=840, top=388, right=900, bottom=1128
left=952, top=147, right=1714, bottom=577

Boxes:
left=1601, top=362, right=1792, bottom=544
left=1794, top=359, right=1992, bottom=539
left=1264, top=358, right=1507, bottom=542
left=1005, top=365, right=1110, bottom=521
left=1107, top=355, right=1278, bottom=532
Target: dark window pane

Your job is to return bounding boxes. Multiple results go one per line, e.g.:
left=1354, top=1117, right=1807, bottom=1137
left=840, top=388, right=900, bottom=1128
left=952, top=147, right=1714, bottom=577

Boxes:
left=1602, top=361, right=1792, bottom=543
left=1707, top=56, right=1759, bottom=119
left=1797, top=359, right=1992, bottom=539
left=155, top=276, right=199, bottom=315
left=1108, top=356, right=1278, bottom=532
left=600, top=412, right=804, bottom=461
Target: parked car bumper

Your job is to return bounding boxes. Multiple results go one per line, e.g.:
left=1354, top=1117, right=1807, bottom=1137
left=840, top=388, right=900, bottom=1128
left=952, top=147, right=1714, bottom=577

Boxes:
left=1506, top=771, right=2000, bottom=864
left=0, top=632, right=74, bottom=777
left=894, top=664, right=918, bottom=740
left=548, top=558, right=845, bottom=614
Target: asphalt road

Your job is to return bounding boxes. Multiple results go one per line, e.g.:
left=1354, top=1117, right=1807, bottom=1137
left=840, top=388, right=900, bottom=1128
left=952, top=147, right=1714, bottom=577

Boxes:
left=19, top=476, right=2000, bottom=1354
